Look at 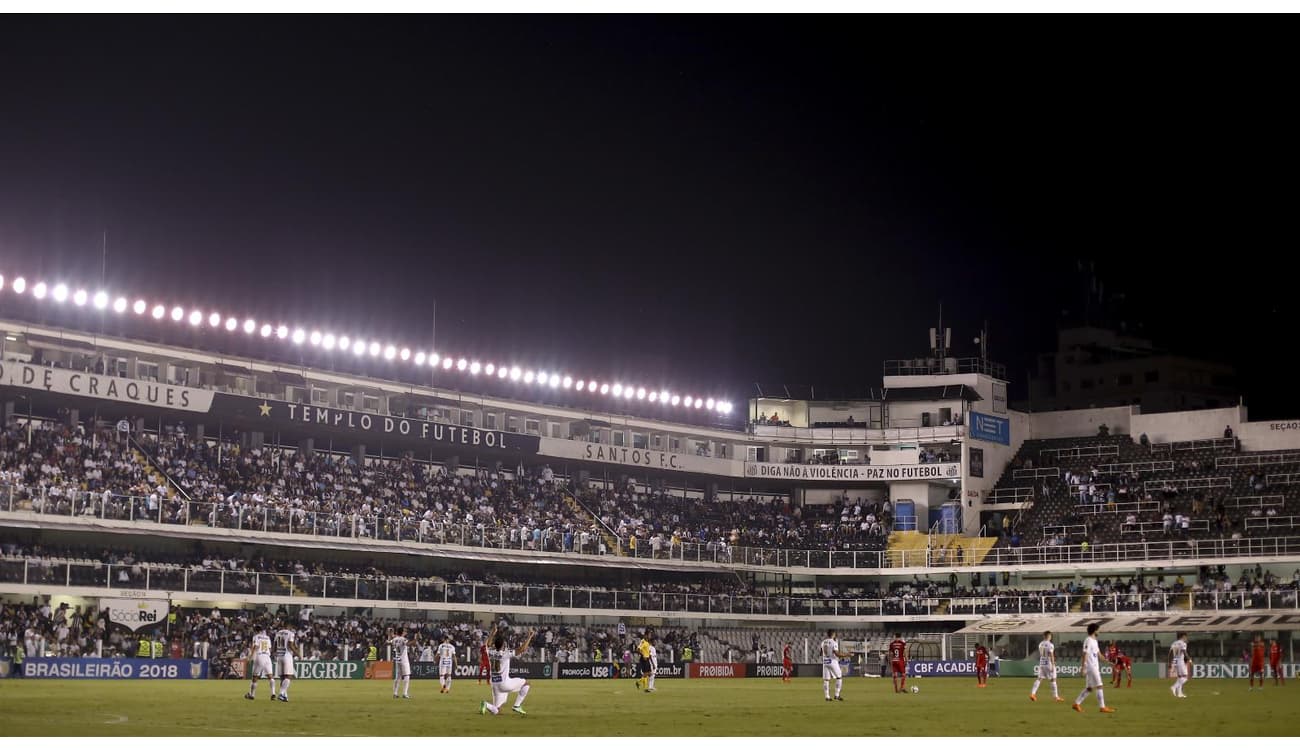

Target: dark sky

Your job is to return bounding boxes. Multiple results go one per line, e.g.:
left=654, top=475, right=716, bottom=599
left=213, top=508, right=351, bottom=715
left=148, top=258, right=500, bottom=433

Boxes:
left=0, top=18, right=1296, bottom=418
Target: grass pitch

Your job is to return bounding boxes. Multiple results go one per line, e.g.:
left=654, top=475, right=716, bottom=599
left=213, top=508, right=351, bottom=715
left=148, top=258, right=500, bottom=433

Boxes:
left=0, top=676, right=1293, bottom=736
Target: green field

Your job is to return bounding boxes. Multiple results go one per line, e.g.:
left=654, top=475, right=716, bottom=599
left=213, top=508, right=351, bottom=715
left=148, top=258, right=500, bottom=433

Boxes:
left=0, top=676, right=1293, bottom=736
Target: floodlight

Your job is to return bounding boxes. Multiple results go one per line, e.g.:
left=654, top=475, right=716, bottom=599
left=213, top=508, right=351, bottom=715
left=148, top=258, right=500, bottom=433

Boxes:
left=33, top=282, right=48, bottom=299
left=309, top=331, right=322, bottom=346
left=637, top=388, right=646, bottom=400
left=292, top=328, right=307, bottom=344
left=276, top=325, right=289, bottom=339
left=243, top=319, right=256, bottom=334
left=260, top=324, right=273, bottom=338
left=442, top=357, right=453, bottom=369
left=209, top=312, right=222, bottom=327
left=562, top=376, right=572, bottom=388
left=11, top=277, right=25, bottom=294
left=509, top=367, right=522, bottom=381
left=93, top=291, right=108, bottom=310
left=469, top=361, right=480, bottom=374
left=600, top=383, right=610, bottom=395
left=648, top=391, right=658, bottom=402
left=150, top=304, right=165, bottom=319
left=670, top=395, right=681, bottom=406
left=549, top=373, right=560, bottom=387
left=368, top=341, right=381, bottom=357
left=612, top=384, right=623, bottom=397
left=133, top=299, right=147, bottom=315
left=171, top=306, right=184, bottom=322
left=400, top=348, right=411, bottom=361
left=415, top=352, right=427, bottom=366
left=51, top=284, right=68, bottom=302
left=188, top=310, right=203, bottom=326
left=484, top=363, right=495, bottom=375
left=113, top=297, right=127, bottom=313
left=706, top=398, right=715, bottom=410
left=457, top=358, right=468, bottom=371
left=322, top=333, right=336, bottom=350
left=383, top=345, right=396, bottom=360
left=73, top=289, right=88, bottom=306
left=524, top=371, right=535, bottom=384
left=352, top=340, right=367, bottom=356
left=225, top=317, right=238, bottom=331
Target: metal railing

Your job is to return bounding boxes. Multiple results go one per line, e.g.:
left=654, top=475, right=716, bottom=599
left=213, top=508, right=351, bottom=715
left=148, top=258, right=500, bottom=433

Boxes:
left=1040, top=444, right=1120, bottom=460
left=3, top=556, right=1295, bottom=616
left=6, top=485, right=1300, bottom=572
left=1267, top=474, right=1300, bottom=486
left=985, top=487, right=1034, bottom=504
left=1226, top=495, right=1285, bottom=509
left=1013, top=467, right=1060, bottom=480
left=1145, top=476, right=1232, bottom=492
left=1096, top=460, right=1175, bottom=474
left=1245, top=516, right=1300, bottom=531
left=748, top=424, right=964, bottom=444
left=1079, top=500, right=1161, bottom=516
left=1217, top=452, right=1300, bottom=469
left=1122, top=519, right=1211, bottom=535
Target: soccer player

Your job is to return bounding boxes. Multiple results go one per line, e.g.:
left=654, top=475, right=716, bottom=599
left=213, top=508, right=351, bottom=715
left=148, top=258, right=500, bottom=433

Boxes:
left=782, top=642, right=793, bottom=683
left=1072, top=623, right=1115, bottom=713
left=888, top=632, right=908, bottom=694
left=1168, top=631, right=1190, bottom=699
left=273, top=621, right=298, bottom=702
left=244, top=625, right=274, bottom=700
left=1029, top=630, right=1062, bottom=702
left=974, top=643, right=989, bottom=688
left=645, top=636, right=659, bottom=693
left=1248, top=633, right=1267, bottom=691
left=480, top=629, right=535, bottom=716
left=390, top=627, right=411, bottom=699
left=478, top=628, right=494, bottom=685
left=820, top=628, right=847, bottom=702
left=437, top=635, right=457, bottom=694
left=1269, top=638, right=1285, bottom=686
left=636, top=631, right=654, bottom=691
left=1106, top=642, right=1133, bottom=688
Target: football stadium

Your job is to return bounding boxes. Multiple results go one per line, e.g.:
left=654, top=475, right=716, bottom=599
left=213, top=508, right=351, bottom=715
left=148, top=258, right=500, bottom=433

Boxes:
left=2, top=14, right=1298, bottom=743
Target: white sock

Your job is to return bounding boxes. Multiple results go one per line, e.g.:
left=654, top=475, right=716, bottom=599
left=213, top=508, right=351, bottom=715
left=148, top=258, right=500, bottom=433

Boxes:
left=1096, top=688, right=1106, bottom=708
left=1031, top=679, right=1041, bottom=696
left=835, top=678, right=842, bottom=697
left=393, top=676, right=400, bottom=696
left=484, top=698, right=500, bottom=714
left=402, top=676, right=410, bottom=697
left=515, top=683, right=530, bottom=707
left=1075, top=688, right=1090, bottom=704
left=248, top=680, right=257, bottom=696
left=1051, top=680, right=1059, bottom=698
left=495, top=691, right=510, bottom=709
left=1175, top=677, right=1186, bottom=694
left=648, top=674, right=656, bottom=690
left=823, top=679, right=830, bottom=698
left=280, top=678, right=290, bottom=698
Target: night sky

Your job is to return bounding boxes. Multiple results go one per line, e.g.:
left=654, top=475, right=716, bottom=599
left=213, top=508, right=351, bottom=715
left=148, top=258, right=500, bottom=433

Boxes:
left=0, top=18, right=1295, bottom=418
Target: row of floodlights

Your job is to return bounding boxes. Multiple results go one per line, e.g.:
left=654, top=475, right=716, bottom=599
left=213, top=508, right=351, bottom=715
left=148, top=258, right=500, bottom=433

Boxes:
left=0, top=273, right=734, bottom=414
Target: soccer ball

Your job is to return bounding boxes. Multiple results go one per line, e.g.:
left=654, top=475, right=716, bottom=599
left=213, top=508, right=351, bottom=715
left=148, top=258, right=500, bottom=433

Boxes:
left=911, top=685, right=920, bottom=694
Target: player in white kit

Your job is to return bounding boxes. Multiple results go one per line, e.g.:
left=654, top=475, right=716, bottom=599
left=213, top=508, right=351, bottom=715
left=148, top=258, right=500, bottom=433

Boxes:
left=820, top=628, right=847, bottom=702
left=1029, top=630, right=1063, bottom=702
left=480, top=629, right=535, bottom=716
left=437, top=635, right=457, bottom=694
left=645, top=639, right=659, bottom=693
left=390, top=627, right=411, bottom=699
left=245, top=625, right=274, bottom=700
left=273, top=622, right=298, bottom=702
left=1072, top=623, right=1114, bottom=713
left=1168, top=631, right=1190, bottom=698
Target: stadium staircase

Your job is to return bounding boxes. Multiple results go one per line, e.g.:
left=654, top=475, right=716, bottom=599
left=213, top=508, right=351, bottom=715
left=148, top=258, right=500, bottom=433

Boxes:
left=563, top=490, right=623, bottom=556
left=127, top=436, right=193, bottom=510
left=885, top=530, right=929, bottom=566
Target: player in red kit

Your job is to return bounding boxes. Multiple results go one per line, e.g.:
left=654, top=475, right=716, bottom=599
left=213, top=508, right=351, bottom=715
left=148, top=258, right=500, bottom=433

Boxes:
left=478, top=626, right=496, bottom=685
left=1106, top=643, right=1133, bottom=687
left=974, top=644, right=989, bottom=688
left=889, top=632, right=908, bottom=693
left=1269, top=639, right=1284, bottom=686
left=782, top=642, right=793, bottom=683
left=1249, top=634, right=1267, bottom=690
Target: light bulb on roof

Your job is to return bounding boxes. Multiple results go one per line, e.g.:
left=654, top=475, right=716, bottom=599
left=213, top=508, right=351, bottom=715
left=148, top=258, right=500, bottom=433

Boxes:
left=562, top=376, right=572, bottom=389
left=151, top=304, right=165, bottom=319
left=225, top=317, right=238, bottom=331
left=171, top=306, right=184, bottom=322
left=575, top=380, right=585, bottom=391
left=600, top=383, right=610, bottom=395
left=499, top=366, right=509, bottom=379
left=73, top=289, right=88, bottom=306
left=659, top=390, right=669, bottom=403
left=706, top=398, right=715, bottom=410
left=51, top=284, right=68, bottom=302
left=549, top=373, right=560, bottom=387
left=0, top=274, right=6, bottom=291
left=188, top=310, right=203, bottom=326
left=11, top=277, right=25, bottom=294
left=469, top=361, right=480, bottom=374
left=93, top=291, right=108, bottom=310
left=694, top=398, right=704, bottom=408
left=636, top=388, right=646, bottom=400
left=243, top=319, right=256, bottom=334
left=209, top=312, right=222, bottom=327
left=414, top=351, right=426, bottom=366
left=383, top=345, right=396, bottom=360
left=352, top=340, right=366, bottom=356
left=524, top=370, right=535, bottom=384
left=612, top=384, right=623, bottom=397
left=428, top=352, right=439, bottom=366
left=368, top=341, right=381, bottom=357
left=588, top=381, right=598, bottom=393
left=624, top=386, right=635, bottom=399
left=670, top=395, right=681, bottom=406
left=509, top=366, right=521, bottom=381
left=33, top=282, right=48, bottom=299
left=113, top=297, right=127, bottom=313
left=292, top=328, right=306, bottom=344
left=648, top=391, right=658, bottom=402
left=322, top=333, right=336, bottom=350
left=442, top=357, right=453, bottom=369
left=133, top=299, right=146, bottom=314
left=260, top=324, right=273, bottom=338
left=537, top=371, right=548, bottom=385
left=484, top=363, right=495, bottom=376
left=309, top=331, right=322, bottom=346
left=339, top=336, right=351, bottom=350
left=457, top=358, right=468, bottom=371
left=400, top=348, right=411, bottom=361
left=276, top=325, right=289, bottom=339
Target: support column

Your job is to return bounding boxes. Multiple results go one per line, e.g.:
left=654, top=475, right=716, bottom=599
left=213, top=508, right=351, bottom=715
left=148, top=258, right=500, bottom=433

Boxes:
left=299, top=437, right=315, bottom=458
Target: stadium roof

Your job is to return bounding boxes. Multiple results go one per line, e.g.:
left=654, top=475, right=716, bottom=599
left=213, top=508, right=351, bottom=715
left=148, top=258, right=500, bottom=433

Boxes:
left=752, top=384, right=981, bottom=402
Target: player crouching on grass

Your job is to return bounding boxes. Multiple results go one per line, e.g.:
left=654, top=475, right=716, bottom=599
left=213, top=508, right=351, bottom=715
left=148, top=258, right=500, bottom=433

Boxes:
left=1105, top=642, right=1133, bottom=688
left=1072, top=623, right=1115, bottom=714
left=481, top=628, right=535, bottom=717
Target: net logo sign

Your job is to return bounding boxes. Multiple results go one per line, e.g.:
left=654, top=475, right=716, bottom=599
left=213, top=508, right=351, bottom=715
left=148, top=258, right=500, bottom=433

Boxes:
left=970, top=411, right=1010, bottom=446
